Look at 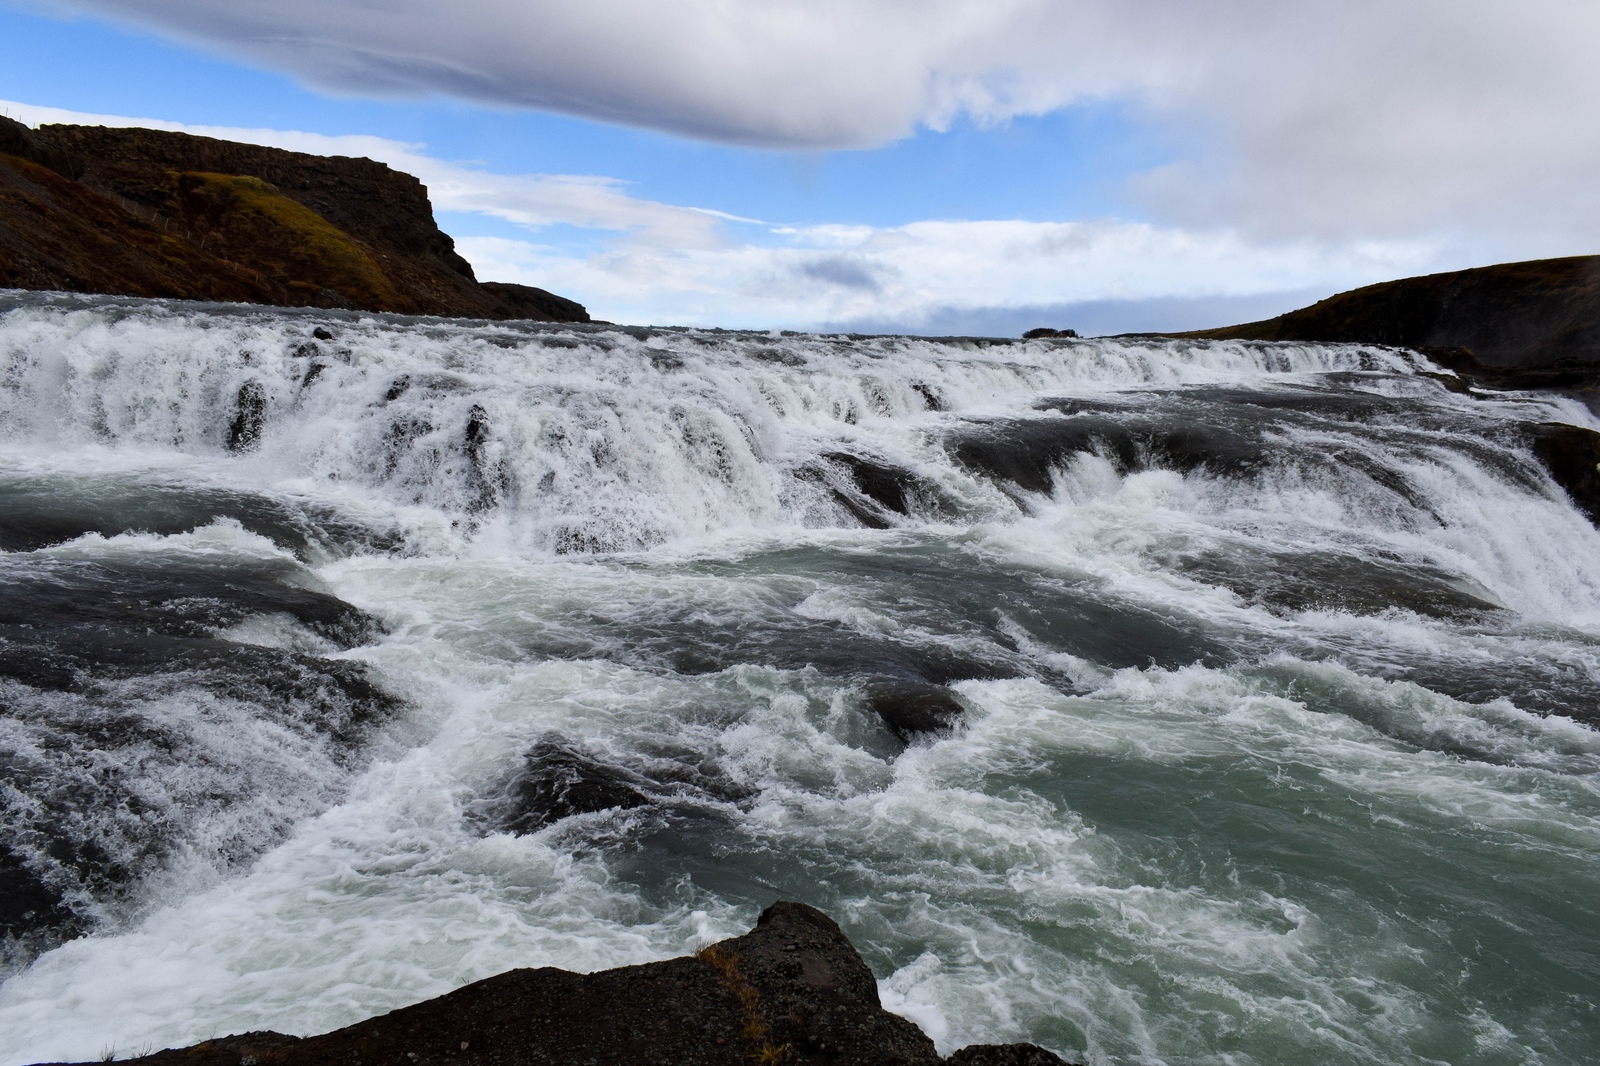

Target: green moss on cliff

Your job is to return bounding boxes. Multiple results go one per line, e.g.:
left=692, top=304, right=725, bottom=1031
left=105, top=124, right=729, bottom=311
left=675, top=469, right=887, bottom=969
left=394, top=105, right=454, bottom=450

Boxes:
left=0, top=154, right=276, bottom=302
left=171, top=172, right=404, bottom=310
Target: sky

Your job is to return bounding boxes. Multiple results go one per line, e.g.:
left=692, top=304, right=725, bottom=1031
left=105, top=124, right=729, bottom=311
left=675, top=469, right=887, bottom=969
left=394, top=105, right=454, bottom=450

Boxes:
left=1, top=1, right=1598, bottom=334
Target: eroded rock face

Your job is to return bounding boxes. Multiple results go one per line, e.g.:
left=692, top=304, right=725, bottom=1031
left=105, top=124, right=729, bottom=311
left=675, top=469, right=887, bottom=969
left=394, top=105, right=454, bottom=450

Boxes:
left=0, top=117, right=587, bottom=322
left=28, top=903, right=1076, bottom=1066
left=1528, top=422, right=1600, bottom=523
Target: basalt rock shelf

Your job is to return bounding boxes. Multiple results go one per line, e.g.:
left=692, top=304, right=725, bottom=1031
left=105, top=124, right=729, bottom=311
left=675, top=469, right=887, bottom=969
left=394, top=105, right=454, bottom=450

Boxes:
left=29, top=904, right=1072, bottom=1066
left=1172, top=255, right=1600, bottom=395
left=1177, top=255, right=1600, bottom=368
left=0, top=118, right=587, bottom=322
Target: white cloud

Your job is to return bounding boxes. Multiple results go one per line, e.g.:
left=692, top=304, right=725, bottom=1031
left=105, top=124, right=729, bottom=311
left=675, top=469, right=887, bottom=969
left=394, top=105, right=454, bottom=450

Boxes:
left=43, top=0, right=1600, bottom=246
left=457, top=221, right=1445, bottom=331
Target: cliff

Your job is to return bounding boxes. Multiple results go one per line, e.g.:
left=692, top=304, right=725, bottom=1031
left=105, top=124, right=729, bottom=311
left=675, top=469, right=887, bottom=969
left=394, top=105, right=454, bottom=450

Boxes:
left=0, top=117, right=587, bottom=322
left=30, top=903, right=1071, bottom=1066
left=1176, top=256, right=1600, bottom=371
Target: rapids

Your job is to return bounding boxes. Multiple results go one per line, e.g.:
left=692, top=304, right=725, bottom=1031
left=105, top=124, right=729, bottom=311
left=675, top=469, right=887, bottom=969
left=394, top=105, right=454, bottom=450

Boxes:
left=0, top=290, right=1596, bottom=1065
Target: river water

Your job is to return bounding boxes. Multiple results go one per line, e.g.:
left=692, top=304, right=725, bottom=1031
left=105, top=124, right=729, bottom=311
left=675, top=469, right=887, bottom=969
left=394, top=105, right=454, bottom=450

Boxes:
left=0, top=291, right=1596, bottom=1065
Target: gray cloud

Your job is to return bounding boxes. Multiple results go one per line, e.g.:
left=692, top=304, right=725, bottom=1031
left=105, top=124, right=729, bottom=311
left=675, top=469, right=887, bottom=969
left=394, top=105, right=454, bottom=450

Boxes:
left=796, top=256, right=884, bottom=293
left=54, top=0, right=1600, bottom=247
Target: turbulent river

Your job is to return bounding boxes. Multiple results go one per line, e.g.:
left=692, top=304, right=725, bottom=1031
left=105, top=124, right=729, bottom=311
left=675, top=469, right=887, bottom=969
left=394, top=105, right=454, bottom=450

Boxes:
left=0, top=291, right=1597, bottom=1066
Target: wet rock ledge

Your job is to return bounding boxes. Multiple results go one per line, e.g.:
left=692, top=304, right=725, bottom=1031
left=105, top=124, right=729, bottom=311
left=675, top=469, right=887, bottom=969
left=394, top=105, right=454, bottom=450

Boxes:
left=34, top=903, right=1072, bottom=1066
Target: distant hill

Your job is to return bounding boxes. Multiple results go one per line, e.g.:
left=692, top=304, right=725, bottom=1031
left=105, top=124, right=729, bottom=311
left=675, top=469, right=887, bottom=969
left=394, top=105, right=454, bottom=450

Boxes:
left=1177, top=256, right=1600, bottom=369
left=0, top=117, right=588, bottom=322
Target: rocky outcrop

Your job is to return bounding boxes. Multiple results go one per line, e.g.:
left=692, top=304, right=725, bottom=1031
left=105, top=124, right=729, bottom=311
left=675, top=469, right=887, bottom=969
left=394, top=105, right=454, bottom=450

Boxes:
left=1168, top=256, right=1600, bottom=521
left=1408, top=345, right=1600, bottom=392
left=31, top=903, right=1074, bottom=1066
left=1528, top=422, right=1600, bottom=524
left=1179, top=256, right=1600, bottom=370
left=0, top=117, right=587, bottom=322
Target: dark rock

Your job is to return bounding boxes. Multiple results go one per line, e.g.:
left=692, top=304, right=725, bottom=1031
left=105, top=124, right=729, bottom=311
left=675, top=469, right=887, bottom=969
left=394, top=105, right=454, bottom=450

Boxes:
left=30, top=903, right=1072, bottom=1066
left=824, top=452, right=912, bottom=515
left=490, top=735, right=756, bottom=835
left=796, top=452, right=926, bottom=529
left=380, top=416, right=433, bottom=478
left=1178, top=255, right=1600, bottom=369
left=751, top=346, right=808, bottom=366
left=0, top=121, right=587, bottom=322
left=1528, top=422, right=1600, bottom=523
left=498, top=736, right=654, bottom=834
left=0, top=115, right=35, bottom=158
left=478, top=280, right=589, bottom=323
left=912, top=382, right=946, bottom=411
left=1415, top=345, right=1600, bottom=392
left=647, top=614, right=1023, bottom=687
left=948, top=418, right=1116, bottom=494
left=462, top=403, right=506, bottom=511
left=227, top=381, right=267, bottom=452
left=1172, top=546, right=1505, bottom=621
left=865, top=677, right=967, bottom=739
left=948, top=414, right=1263, bottom=495
left=1022, top=328, right=1077, bottom=339
left=0, top=478, right=397, bottom=559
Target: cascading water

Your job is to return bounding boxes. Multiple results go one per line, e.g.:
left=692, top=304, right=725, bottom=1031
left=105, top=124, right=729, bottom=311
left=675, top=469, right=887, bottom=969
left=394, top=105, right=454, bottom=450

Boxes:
left=0, top=290, right=1596, bottom=1066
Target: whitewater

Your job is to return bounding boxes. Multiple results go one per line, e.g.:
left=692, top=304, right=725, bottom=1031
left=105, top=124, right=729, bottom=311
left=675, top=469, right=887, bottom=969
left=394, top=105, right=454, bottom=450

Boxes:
left=0, top=290, right=1596, bottom=1065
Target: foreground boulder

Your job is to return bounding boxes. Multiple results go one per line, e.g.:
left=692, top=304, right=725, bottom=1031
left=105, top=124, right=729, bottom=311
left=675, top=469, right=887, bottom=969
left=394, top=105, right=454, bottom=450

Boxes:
left=0, top=117, right=586, bottom=322
left=34, top=903, right=1072, bottom=1066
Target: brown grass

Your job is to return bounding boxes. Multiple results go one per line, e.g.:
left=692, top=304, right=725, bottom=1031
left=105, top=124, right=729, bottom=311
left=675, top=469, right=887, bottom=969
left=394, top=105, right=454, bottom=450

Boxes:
left=697, top=945, right=793, bottom=1065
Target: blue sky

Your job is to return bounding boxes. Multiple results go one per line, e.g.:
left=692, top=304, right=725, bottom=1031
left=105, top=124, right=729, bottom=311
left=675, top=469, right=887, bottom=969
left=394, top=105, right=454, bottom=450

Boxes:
left=3, top=1, right=1597, bottom=332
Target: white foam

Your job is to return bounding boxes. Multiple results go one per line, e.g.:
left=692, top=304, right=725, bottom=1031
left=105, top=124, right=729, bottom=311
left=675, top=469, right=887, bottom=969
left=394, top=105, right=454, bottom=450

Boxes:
left=0, top=300, right=1452, bottom=556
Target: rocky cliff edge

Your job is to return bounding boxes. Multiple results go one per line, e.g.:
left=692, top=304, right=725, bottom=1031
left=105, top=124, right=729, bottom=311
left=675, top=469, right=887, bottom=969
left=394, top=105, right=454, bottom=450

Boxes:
left=1175, top=255, right=1600, bottom=372
left=0, top=117, right=587, bottom=322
